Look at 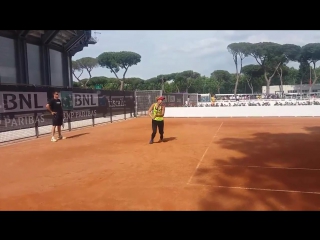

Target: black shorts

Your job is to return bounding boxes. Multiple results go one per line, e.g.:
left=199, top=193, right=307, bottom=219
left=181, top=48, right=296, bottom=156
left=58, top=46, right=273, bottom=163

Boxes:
left=52, top=114, right=63, bottom=126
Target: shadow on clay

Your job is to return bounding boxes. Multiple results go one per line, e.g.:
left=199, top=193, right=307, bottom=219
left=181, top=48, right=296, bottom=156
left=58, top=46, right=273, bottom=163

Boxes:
left=194, top=125, right=320, bottom=210
left=66, top=133, right=90, bottom=139
left=154, top=136, right=177, bottom=143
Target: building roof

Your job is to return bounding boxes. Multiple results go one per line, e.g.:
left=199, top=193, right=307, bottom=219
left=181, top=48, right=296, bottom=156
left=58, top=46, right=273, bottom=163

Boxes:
left=7, top=30, right=96, bottom=56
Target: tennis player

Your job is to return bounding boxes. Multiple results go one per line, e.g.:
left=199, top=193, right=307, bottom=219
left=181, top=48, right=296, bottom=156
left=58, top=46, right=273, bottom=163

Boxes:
left=148, top=96, right=166, bottom=144
left=46, top=91, right=66, bottom=142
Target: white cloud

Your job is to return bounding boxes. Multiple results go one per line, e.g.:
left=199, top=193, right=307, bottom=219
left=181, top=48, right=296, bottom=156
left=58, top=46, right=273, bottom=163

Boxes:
left=73, top=30, right=320, bottom=80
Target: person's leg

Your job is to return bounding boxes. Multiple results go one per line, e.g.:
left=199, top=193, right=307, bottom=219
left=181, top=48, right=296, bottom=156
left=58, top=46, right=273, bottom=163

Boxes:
left=51, top=126, right=57, bottom=141
left=158, top=120, right=164, bottom=141
left=57, top=125, right=62, bottom=136
left=150, top=120, right=157, bottom=144
left=57, top=126, right=66, bottom=139
left=57, top=116, right=66, bottom=140
left=51, top=116, right=58, bottom=142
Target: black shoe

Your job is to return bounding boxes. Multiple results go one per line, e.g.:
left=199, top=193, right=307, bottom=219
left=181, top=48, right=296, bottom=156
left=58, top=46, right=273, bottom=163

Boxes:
left=149, top=139, right=153, bottom=144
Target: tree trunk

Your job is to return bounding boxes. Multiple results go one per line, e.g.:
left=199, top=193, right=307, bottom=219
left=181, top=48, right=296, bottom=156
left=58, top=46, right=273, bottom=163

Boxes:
left=119, top=80, right=124, bottom=91
left=277, top=68, right=283, bottom=98
left=264, top=63, right=281, bottom=95
left=311, top=62, right=318, bottom=94
left=309, top=84, right=312, bottom=95
left=234, top=73, right=239, bottom=96
left=263, top=72, right=270, bottom=95
left=84, top=72, right=92, bottom=87
left=264, top=73, right=274, bottom=95
left=246, top=77, right=254, bottom=94
left=266, top=80, right=271, bottom=95
left=72, top=69, right=83, bottom=82
left=72, top=72, right=80, bottom=82
left=280, top=79, right=283, bottom=97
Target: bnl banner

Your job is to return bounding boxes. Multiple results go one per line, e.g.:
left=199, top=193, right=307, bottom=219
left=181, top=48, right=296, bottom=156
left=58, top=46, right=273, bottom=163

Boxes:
left=0, top=91, right=100, bottom=113
left=60, top=91, right=100, bottom=110
left=60, top=91, right=128, bottom=109
left=0, top=91, right=130, bottom=115
left=0, top=91, right=48, bottom=113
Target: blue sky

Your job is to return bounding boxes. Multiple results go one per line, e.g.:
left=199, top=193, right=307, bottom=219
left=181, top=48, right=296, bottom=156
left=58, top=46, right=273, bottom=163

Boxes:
left=72, top=30, right=320, bottom=80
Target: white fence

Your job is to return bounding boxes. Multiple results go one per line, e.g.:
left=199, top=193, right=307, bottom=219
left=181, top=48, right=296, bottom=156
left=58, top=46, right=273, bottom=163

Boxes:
left=164, top=106, right=320, bottom=118
left=197, top=99, right=320, bottom=107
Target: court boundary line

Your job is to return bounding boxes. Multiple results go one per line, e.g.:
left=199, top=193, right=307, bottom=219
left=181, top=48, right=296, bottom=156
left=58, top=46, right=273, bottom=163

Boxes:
left=188, top=183, right=320, bottom=195
left=186, top=121, right=224, bottom=184
left=212, top=164, right=320, bottom=171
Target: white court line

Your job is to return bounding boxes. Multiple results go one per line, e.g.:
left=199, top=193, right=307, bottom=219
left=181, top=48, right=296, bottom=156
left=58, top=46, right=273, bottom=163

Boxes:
left=186, top=122, right=224, bottom=184
left=216, top=165, right=320, bottom=171
left=188, top=183, right=320, bottom=195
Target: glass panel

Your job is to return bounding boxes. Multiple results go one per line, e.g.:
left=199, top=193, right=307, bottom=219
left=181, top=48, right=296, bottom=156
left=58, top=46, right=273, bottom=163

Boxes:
left=49, top=49, right=64, bottom=86
left=0, top=36, right=17, bottom=84
left=27, top=43, right=42, bottom=85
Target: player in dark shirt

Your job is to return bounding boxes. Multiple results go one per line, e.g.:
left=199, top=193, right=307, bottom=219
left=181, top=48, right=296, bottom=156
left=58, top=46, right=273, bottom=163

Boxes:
left=46, top=91, right=66, bottom=142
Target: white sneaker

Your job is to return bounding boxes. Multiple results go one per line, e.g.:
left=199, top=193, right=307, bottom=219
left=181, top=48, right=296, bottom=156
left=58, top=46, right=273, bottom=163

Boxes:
left=58, top=135, right=66, bottom=140
left=51, top=137, right=57, bottom=142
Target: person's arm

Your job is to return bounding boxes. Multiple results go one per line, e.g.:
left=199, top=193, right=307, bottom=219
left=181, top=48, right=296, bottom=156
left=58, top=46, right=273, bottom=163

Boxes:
left=148, top=103, right=154, bottom=119
left=46, top=100, right=56, bottom=115
left=159, top=105, right=165, bottom=117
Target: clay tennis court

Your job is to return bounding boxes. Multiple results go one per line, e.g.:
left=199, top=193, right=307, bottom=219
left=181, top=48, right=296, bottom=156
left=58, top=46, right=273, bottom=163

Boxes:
left=1, top=117, right=320, bottom=210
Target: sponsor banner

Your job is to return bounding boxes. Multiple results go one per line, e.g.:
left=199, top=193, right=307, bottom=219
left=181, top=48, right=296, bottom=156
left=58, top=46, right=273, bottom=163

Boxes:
left=0, top=91, right=47, bottom=113
left=110, top=96, right=125, bottom=107
left=63, top=109, right=97, bottom=120
left=73, top=93, right=99, bottom=109
left=0, top=86, right=135, bottom=134
left=0, top=113, right=45, bottom=128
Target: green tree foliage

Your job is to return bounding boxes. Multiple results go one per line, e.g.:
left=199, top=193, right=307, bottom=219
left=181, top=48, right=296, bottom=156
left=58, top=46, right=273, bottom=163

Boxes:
left=298, top=60, right=310, bottom=84
left=247, top=42, right=287, bottom=94
left=76, top=57, right=98, bottom=87
left=72, top=41, right=320, bottom=95
left=211, top=70, right=231, bottom=94
left=97, top=51, right=141, bottom=90
left=301, top=43, right=320, bottom=86
left=241, top=64, right=264, bottom=94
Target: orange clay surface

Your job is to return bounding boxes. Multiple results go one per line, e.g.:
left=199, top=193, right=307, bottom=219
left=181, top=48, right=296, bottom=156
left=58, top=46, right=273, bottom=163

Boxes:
left=1, top=117, right=320, bottom=210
